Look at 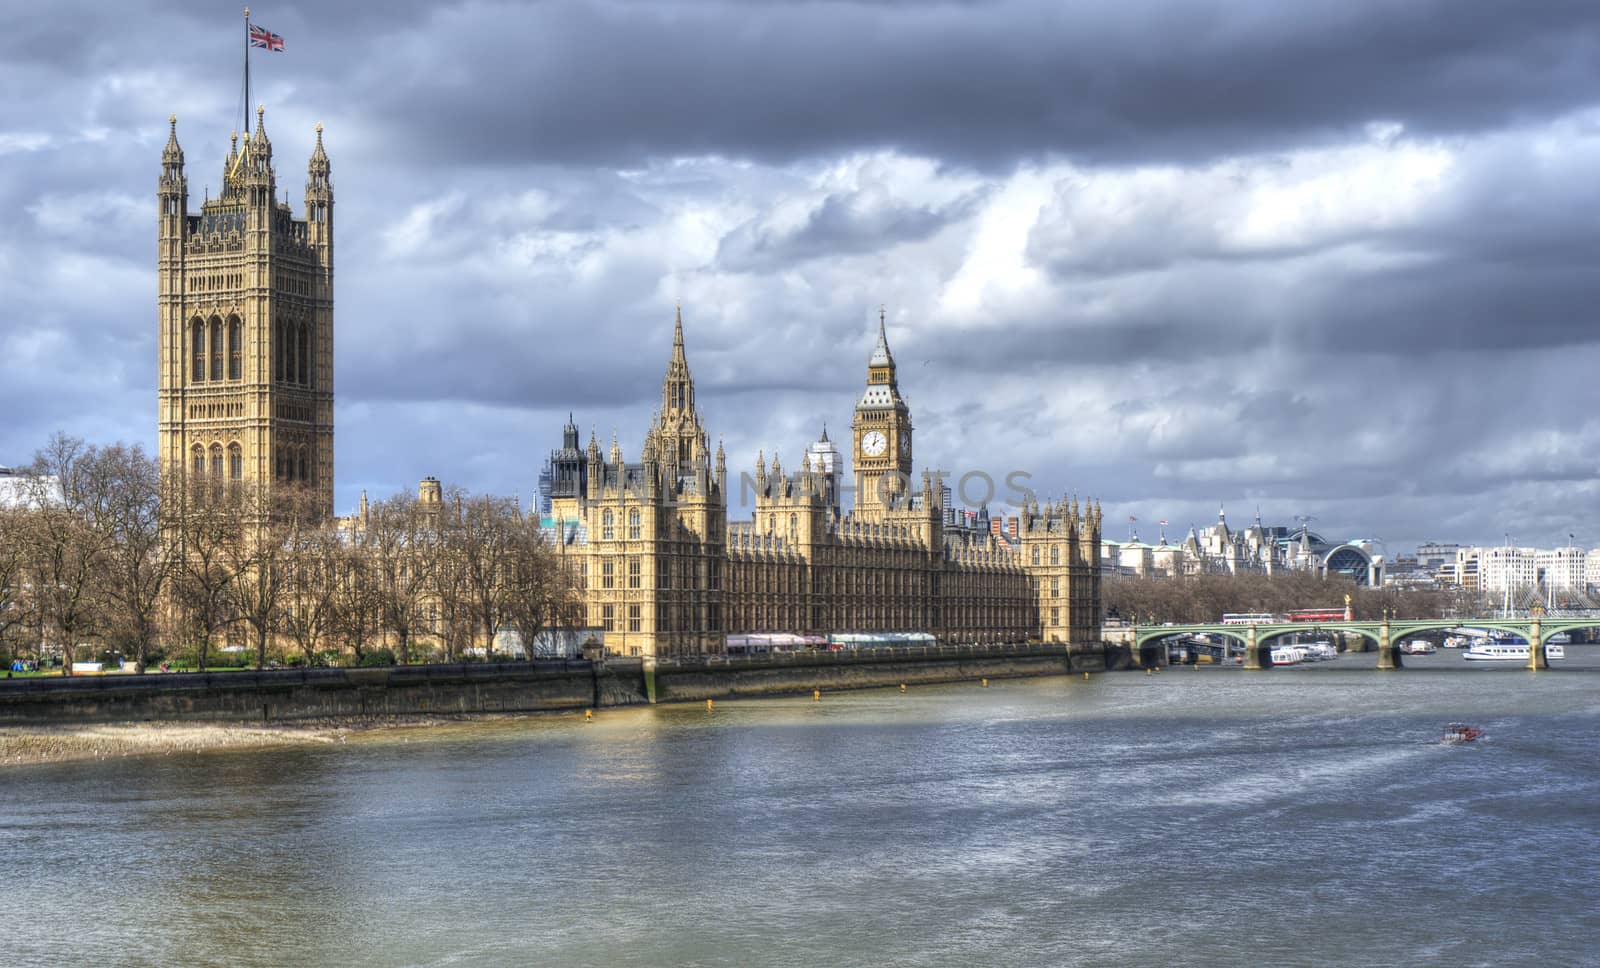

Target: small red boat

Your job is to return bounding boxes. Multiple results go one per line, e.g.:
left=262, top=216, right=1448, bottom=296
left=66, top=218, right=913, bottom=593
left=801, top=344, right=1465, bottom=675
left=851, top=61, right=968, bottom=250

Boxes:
left=1442, top=723, right=1484, bottom=743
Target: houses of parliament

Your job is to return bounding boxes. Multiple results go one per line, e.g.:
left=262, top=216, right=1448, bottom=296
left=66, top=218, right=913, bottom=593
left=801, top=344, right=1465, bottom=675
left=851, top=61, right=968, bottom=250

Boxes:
left=154, top=105, right=1103, bottom=659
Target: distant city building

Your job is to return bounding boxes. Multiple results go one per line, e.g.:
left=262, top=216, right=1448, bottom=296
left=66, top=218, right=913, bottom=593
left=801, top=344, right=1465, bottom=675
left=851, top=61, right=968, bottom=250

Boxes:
left=0, top=466, right=63, bottom=508
left=1415, top=542, right=1460, bottom=572
left=1445, top=544, right=1597, bottom=604
left=1100, top=508, right=1387, bottom=586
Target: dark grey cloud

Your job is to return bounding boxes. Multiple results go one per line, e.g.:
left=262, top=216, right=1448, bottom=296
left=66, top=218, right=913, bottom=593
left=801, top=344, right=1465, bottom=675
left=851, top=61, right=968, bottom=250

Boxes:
left=334, top=0, right=1600, bottom=169
left=3, top=0, right=1600, bottom=553
left=718, top=185, right=987, bottom=272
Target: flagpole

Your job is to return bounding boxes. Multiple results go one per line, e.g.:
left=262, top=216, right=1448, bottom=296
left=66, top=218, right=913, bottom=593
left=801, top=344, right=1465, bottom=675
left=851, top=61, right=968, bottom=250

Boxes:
left=243, top=7, right=251, bottom=136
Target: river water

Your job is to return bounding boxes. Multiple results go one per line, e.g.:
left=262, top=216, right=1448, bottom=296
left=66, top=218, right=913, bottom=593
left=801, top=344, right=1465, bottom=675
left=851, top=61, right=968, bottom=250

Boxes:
left=6, top=650, right=1599, bottom=967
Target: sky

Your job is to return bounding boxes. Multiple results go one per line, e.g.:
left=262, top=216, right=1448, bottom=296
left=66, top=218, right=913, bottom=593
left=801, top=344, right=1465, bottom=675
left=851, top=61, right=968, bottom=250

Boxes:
left=3, top=0, right=1599, bottom=554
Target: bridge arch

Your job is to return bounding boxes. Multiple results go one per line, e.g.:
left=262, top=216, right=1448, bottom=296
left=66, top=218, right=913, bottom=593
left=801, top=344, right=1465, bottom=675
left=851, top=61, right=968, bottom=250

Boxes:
left=1255, top=625, right=1380, bottom=648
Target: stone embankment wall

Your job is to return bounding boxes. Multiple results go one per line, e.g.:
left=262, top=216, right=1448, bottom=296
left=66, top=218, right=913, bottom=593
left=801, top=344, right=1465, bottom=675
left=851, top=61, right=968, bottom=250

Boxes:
left=0, top=662, right=600, bottom=725
left=645, top=643, right=1107, bottom=702
left=0, top=644, right=1108, bottom=725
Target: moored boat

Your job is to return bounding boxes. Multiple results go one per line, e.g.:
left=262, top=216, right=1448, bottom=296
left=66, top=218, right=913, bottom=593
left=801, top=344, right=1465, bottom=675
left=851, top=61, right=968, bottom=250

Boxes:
left=1461, top=642, right=1565, bottom=661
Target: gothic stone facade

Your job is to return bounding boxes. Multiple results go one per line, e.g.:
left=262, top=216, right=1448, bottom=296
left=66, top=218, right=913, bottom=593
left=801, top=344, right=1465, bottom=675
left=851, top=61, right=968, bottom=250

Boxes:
left=157, top=107, right=335, bottom=514
left=546, top=311, right=1103, bottom=658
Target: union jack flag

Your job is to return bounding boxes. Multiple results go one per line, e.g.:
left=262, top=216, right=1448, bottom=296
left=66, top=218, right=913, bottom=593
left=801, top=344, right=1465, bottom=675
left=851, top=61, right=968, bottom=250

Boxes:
left=249, top=23, right=284, bottom=51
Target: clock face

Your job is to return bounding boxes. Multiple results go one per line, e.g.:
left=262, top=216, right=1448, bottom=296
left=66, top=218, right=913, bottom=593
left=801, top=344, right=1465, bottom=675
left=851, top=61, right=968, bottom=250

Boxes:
left=861, top=431, right=887, bottom=457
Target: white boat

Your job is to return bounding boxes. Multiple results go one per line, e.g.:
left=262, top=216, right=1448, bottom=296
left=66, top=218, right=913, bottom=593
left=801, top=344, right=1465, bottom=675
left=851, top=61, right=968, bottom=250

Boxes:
left=1462, top=642, right=1565, bottom=661
left=1399, top=640, right=1437, bottom=655
left=1303, top=641, right=1338, bottom=661
left=1270, top=646, right=1301, bottom=666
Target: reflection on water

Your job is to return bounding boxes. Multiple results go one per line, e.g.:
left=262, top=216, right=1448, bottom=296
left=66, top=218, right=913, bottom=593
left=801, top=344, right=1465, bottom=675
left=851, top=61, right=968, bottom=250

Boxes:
left=6, top=656, right=1600, bottom=967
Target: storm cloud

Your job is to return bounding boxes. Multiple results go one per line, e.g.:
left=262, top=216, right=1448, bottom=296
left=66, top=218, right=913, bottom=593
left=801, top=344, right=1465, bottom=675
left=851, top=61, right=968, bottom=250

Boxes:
left=2, top=0, right=1599, bottom=551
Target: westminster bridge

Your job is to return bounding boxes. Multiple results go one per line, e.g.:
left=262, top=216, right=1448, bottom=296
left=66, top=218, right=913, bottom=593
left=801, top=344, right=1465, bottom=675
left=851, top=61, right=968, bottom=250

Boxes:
left=1128, top=611, right=1597, bottom=671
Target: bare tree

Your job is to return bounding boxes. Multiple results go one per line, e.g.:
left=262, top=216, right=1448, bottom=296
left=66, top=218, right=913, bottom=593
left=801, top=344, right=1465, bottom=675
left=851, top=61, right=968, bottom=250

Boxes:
left=22, top=434, right=119, bottom=673
left=90, top=445, right=175, bottom=673
left=368, top=492, right=439, bottom=664
left=1104, top=570, right=1484, bottom=625
left=328, top=525, right=382, bottom=665
left=283, top=505, right=340, bottom=666
left=0, top=505, right=34, bottom=664
left=170, top=476, right=245, bottom=671
left=228, top=484, right=321, bottom=670
left=430, top=529, right=475, bottom=662
left=453, top=493, right=519, bottom=657
left=502, top=513, right=580, bottom=662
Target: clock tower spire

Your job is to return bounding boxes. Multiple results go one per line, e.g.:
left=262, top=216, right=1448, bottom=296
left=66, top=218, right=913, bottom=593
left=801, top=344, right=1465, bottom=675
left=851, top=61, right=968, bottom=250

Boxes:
left=851, top=305, right=913, bottom=517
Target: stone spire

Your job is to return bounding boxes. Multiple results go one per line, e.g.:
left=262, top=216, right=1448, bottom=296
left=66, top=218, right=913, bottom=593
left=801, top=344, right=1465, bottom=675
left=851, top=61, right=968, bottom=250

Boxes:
left=251, top=103, right=271, bottom=154
left=868, top=304, right=894, bottom=369
left=162, top=114, right=183, bottom=165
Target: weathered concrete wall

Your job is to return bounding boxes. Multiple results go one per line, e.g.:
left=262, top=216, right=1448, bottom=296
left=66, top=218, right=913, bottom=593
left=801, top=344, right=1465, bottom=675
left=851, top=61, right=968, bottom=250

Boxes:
left=0, top=645, right=1108, bottom=724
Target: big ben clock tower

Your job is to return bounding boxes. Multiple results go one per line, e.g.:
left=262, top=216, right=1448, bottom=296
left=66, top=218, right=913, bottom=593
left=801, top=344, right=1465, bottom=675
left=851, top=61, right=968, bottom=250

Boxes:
left=851, top=307, right=913, bottom=517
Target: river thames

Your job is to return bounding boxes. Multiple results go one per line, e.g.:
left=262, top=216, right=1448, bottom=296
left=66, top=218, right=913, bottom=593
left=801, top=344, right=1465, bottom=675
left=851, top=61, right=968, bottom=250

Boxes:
left=6, top=652, right=1599, bottom=967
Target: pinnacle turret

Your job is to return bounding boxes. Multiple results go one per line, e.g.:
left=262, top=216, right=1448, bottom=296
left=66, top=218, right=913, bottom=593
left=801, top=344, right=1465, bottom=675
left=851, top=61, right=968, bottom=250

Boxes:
left=162, top=115, right=183, bottom=165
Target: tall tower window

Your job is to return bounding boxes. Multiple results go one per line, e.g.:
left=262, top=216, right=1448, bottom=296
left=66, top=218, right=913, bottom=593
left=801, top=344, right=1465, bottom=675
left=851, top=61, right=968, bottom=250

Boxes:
left=601, top=509, right=614, bottom=540
left=1031, top=546, right=1040, bottom=566
left=228, top=443, right=242, bottom=480
left=297, top=447, right=309, bottom=483
left=191, top=445, right=205, bottom=476
left=191, top=320, right=205, bottom=382
left=1051, top=546, right=1060, bottom=566
left=280, top=318, right=292, bottom=382
left=628, top=509, right=641, bottom=540
left=209, top=444, right=223, bottom=477
left=297, top=322, right=310, bottom=387
left=228, top=317, right=242, bottom=380
left=273, top=318, right=284, bottom=382
left=209, top=319, right=223, bottom=381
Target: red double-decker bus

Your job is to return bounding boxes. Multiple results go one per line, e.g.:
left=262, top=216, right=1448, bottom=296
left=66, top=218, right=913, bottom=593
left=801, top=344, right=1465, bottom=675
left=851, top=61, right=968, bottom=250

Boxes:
left=1285, top=608, right=1345, bottom=623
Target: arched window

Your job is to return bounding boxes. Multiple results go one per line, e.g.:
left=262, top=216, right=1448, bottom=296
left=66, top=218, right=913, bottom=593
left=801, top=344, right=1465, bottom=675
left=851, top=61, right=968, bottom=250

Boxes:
left=304, top=322, right=314, bottom=389
left=228, top=443, right=242, bottom=480
left=628, top=508, right=641, bottom=540
left=191, top=445, right=205, bottom=476
left=209, top=319, right=223, bottom=381
left=1051, top=546, right=1061, bottom=566
left=790, top=513, right=798, bottom=538
left=1030, top=546, right=1040, bottom=566
left=602, top=509, right=614, bottom=540
left=228, top=317, right=242, bottom=380
left=297, top=322, right=309, bottom=386
left=209, top=444, right=223, bottom=477
left=191, top=320, right=205, bottom=382
left=280, top=319, right=291, bottom=383
left=297, top=448, right=309, bottom=483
